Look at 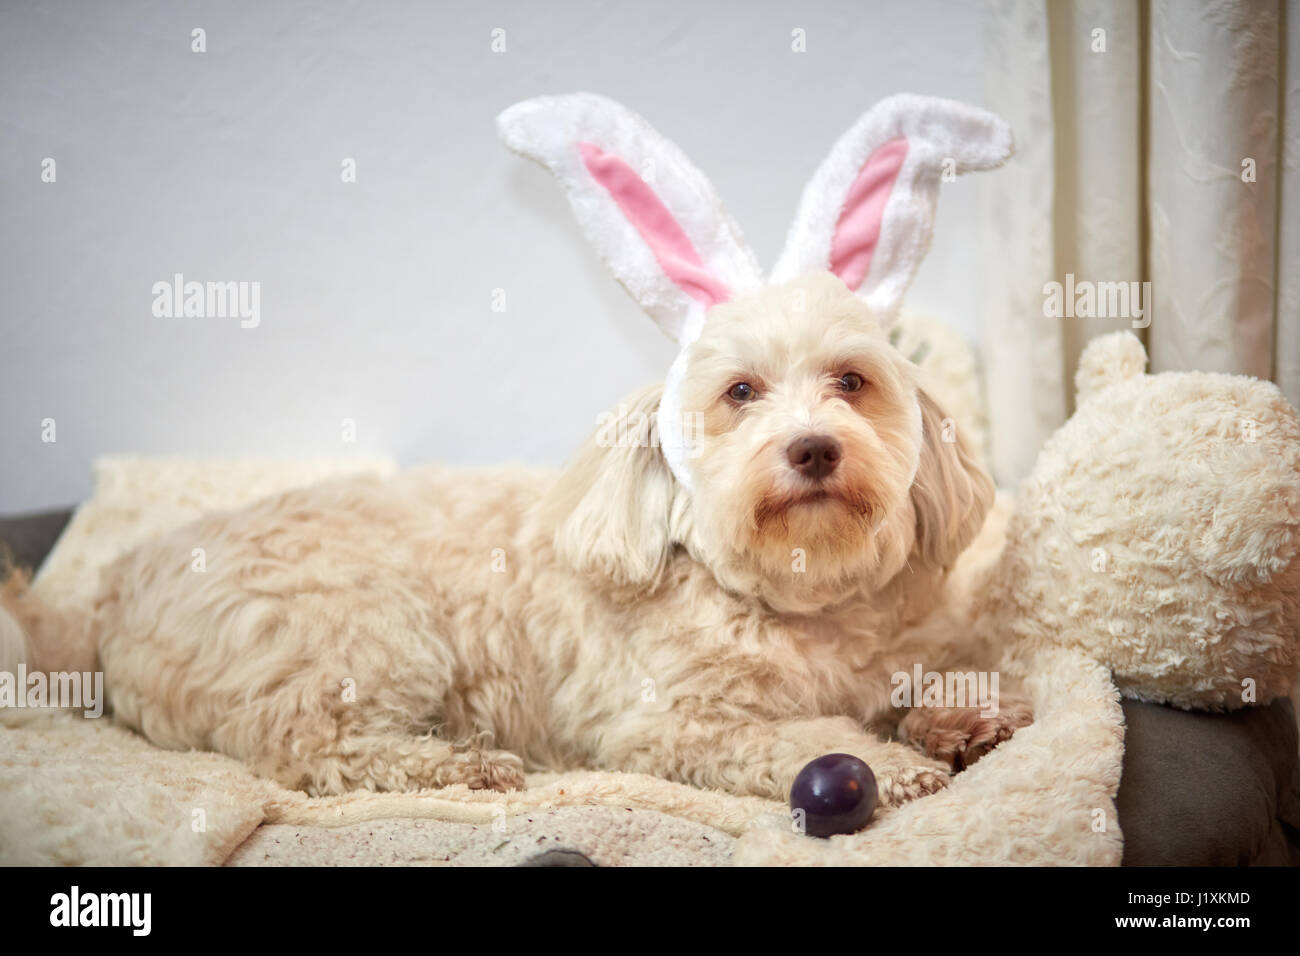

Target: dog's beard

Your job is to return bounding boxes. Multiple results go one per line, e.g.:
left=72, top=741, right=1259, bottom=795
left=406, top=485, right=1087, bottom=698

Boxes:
left=685, top=409, right=924, bottom=611
left=689, top=450, right=911, bottom=609
left=746, top=473, right=889, bottom=575
left=752, top=480, right=878, bottom=532
left=745, top=429, right=904, bottom=545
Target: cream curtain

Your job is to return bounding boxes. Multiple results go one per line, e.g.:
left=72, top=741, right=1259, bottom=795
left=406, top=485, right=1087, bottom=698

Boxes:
left=979, top=0, right=1298, bottom=486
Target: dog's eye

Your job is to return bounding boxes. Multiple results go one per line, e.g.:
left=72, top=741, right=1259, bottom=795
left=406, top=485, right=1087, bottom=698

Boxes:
left=838, top=372, right=865, bottom=392
left=727, top=382, right=757, bottom=403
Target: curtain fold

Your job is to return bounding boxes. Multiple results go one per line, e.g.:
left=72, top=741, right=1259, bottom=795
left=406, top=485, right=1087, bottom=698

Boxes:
left=1278, top=0, right=1300, bottom=406
left=980, top=0, right=1064, bottom=485
left=1051, top=0, right=1145, bottom=412
left=1148, top=0, right=1281, bottom=380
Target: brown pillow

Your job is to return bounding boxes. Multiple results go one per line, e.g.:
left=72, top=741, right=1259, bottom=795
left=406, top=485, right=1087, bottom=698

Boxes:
left=0, top=508, right=73, bottom=576
left=1118, top=697, right=1299, bottom=866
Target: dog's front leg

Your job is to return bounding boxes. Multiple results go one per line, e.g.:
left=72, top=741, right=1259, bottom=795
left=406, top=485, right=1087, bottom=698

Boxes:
left=601, top=713, right=949, bottom=806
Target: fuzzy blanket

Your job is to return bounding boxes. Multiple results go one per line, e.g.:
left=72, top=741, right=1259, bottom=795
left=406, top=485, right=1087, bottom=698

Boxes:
left=0, top=457, right=1124, bottom=866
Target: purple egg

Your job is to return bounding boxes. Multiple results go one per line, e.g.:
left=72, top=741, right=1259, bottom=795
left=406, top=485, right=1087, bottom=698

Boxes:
left=789, top=753, right=878, bottom=837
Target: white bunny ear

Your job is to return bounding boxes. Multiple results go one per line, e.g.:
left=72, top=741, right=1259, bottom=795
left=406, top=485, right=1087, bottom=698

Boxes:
left=498, top=93, right=763, bottom=345
left=770, top=93, right=1013, bottom=325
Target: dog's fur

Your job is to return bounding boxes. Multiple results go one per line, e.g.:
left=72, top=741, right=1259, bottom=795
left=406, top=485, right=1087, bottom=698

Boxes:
left=6, top=272, right=1031, bottom=805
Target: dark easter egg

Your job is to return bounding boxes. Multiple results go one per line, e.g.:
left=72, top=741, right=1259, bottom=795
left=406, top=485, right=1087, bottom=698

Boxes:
left=789, top=753, right=878, bottom=838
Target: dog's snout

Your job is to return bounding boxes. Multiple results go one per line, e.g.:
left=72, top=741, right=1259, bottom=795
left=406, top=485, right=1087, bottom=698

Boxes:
left=786, top=434, right=841, bottom=480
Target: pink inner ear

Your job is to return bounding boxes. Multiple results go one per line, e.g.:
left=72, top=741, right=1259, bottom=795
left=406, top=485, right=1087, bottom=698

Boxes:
left=579, top=142, right=731, bottom=309
left=829, top=137, right=909, bottom=291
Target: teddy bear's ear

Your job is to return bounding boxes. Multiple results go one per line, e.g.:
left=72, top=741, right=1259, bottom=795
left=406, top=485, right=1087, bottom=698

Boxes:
left=1075, top=332, right=1148, bottom=405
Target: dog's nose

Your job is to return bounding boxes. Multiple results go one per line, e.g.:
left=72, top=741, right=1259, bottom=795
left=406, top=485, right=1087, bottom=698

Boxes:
left=786, top=435, right=841, bottom=480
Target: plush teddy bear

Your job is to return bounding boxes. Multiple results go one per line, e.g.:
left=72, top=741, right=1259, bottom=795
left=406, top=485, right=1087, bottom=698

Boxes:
left=976, top=330, right=1300, bottom=713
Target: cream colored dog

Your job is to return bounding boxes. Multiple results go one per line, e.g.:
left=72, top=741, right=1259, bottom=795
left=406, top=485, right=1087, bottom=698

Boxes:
left=8, top=272, right=1031, bottom=807
left=7, top=93, right=1038, bottom=806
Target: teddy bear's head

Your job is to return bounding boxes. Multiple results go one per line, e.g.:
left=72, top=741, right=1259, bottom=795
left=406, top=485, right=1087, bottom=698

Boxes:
left=986, top=332, right=1300, bottom=711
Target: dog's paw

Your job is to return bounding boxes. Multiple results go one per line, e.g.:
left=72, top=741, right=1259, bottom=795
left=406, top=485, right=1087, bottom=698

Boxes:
left=898, top=699, right=1033, bottom=771
left=875, top=762, right=950, bottom=807
left=436, top=748, right=527, bottom=792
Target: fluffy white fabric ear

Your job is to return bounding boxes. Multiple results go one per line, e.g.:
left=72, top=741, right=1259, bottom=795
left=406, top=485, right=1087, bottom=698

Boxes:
left=497, top=92, right=763, bottom=345
left=1074, top=331, right=1148, bottom=405
left=770, top=93, right=1013, bottom=326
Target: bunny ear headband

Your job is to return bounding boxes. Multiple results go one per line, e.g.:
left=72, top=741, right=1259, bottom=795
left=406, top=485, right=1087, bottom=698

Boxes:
left=497, top=92, right=1013, bottom=490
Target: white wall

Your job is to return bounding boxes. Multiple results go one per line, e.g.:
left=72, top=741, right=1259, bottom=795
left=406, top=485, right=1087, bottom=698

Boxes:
left=0, top=0, right=990, bottom=512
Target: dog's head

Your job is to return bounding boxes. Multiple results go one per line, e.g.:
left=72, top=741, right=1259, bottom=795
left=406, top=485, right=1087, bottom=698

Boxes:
left=682, top=271, right=991, bottom=599
left=546, top=272, right=991, bottom=610
left=503, top=92, right=1009, bottom=608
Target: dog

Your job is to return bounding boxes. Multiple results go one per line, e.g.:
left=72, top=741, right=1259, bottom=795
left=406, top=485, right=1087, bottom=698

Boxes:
left=3, top=271, right=1031, bottom=806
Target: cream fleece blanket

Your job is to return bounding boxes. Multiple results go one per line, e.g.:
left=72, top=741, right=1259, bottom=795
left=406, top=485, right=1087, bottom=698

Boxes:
left=0, top=457, right=1124, bottom=866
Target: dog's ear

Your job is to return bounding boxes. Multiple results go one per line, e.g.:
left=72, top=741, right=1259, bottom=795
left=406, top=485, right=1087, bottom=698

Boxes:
left=909, top=389, right=995, bottom=571
left=543, top=383, right=679, bottom=589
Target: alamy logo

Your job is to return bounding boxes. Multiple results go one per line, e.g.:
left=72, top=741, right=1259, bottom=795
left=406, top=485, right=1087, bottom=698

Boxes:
left=890, top=664, right=1001, bottom=717
left=1042, top=273, right=1151, bottom=329
left=151, top=273, right=260, bottom=328
left=50, top=886, right=151, bottom=936
left=0, top=666, right=103, bottom=717
left=594, top=405, right=704, bottom=458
